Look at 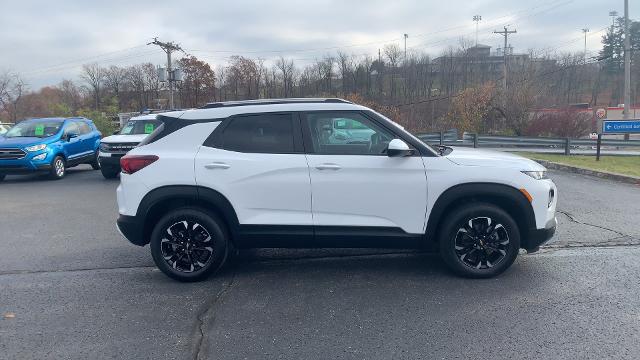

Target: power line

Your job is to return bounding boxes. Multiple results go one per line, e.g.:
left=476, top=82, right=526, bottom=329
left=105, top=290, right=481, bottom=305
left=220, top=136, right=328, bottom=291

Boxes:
left=21, top=44, right=149, bottom=75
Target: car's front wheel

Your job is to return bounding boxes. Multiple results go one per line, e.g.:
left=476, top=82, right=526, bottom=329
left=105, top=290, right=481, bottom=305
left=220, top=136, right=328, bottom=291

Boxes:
left=49, top=156, right=66, bottom=180
left=90, top=150, right=100, bottom=170
left=100, top=165, right=120, bottom=179
left=438, top=203, right=520, bottom=278
left=150, top=208, right=230, bottom=282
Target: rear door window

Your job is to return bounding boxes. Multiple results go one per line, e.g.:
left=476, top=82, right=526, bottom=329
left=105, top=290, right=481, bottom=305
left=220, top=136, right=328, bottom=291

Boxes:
left=221, top=113, right=296, bottom=153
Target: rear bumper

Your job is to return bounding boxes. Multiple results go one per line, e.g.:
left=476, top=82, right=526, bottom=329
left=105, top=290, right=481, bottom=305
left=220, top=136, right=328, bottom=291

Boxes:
left=116, top=214, right=146, bottom=246
left=524, top=217, right=557, bottom=253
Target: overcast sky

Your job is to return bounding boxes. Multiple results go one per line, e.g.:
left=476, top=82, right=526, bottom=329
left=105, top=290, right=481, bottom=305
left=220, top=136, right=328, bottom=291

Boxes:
left=0, top=0, right=636, bottom=89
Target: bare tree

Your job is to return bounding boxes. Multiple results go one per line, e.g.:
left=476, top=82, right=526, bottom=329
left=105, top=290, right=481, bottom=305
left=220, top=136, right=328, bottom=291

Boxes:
left=0, top=72, right=27, bottom=122
left=81, top=63, right=104, bottom=109
left=276, top=57, right=295, bottom=97
left=104, top=65, right=126, bottom=107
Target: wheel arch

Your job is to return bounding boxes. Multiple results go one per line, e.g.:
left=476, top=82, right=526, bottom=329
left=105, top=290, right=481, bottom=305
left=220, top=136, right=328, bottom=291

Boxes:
left=425, top=183, right=536, bottom=247
left=137, top=185, right=240, bottom=246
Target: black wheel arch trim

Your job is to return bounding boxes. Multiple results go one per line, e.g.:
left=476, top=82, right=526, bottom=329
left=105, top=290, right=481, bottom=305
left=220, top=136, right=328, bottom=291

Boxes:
left=130, top=185, right=240, bottom=246
left=425, top=182, right=537, bottom=249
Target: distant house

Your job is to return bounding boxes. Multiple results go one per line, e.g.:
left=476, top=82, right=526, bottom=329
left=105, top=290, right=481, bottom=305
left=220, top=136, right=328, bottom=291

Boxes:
left=433, top=44, right=556, bottom=77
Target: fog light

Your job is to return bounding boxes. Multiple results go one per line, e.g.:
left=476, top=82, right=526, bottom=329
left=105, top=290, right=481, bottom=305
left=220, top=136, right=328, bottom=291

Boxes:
left=32, top=153, right=47, bottom=161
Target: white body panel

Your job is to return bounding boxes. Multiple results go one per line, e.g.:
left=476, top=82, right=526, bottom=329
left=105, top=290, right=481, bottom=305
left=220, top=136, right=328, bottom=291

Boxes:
left=305, top=154, right=427, bottom=233
left=194, top=147, right=312, bottom=225
left=117, top=122, right=220, bottom=216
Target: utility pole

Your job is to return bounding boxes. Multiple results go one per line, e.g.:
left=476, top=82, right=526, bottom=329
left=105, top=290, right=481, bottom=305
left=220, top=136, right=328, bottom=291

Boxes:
left=473, top=15, right=482, bottom=46
left=623, top=0, right=631, bottom=121
left=494, top=26, right=517, bottom=92
left=148, top=38, right=183, bottom=109
left=582, top=28, right=589, bottom=63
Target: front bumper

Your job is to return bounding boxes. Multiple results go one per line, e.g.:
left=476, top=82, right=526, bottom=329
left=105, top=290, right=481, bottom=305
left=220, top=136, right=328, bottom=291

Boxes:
left=117, top=214, right=146, bottom=246
left=99, top=152, right=125, bottom=168
left=0, top=149, right=55, bottom=174
left=524, top=217, right=557, bottom=253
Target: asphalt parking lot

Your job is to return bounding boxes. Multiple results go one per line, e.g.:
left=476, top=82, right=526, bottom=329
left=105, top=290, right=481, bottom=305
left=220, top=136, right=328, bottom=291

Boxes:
left=1, top=166, right=640, bottom=359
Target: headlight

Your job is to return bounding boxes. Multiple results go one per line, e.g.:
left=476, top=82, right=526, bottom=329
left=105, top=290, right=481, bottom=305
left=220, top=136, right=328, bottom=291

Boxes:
left=522, top=171, right=548, bottom=180
left=100, top=143, right=109, bottom=151
left=25, top=144, right=47, bottom=152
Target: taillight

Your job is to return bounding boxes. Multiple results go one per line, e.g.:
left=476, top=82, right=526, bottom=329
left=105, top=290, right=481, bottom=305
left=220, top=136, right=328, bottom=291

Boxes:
left=120, top=155, right=159, bottom=174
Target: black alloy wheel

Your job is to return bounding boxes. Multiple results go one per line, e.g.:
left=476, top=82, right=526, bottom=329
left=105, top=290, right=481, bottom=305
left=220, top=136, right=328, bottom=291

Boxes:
left=150, top=208, right=229, bottom=282
left=439, top=203, right=520, bottom=278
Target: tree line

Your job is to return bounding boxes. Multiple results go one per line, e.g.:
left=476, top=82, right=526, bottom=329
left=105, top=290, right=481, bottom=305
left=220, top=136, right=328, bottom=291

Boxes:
left=1, top=18, right=638, bottom=138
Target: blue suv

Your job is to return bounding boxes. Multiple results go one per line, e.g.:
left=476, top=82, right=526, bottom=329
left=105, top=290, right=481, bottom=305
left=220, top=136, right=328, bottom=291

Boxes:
left=0, top=117, right=102, bottom=181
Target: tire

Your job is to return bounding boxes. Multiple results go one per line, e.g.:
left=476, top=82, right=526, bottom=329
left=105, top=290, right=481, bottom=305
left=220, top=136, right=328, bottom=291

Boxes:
left=150, top=208, right=230, bottom=282
left=438, top=203, right=520, bottom=278
left=100, top=165, right=120, bottom=179
left=90, top=150, right=100, bottom=170
left=49, top=156, right=66, bottom=180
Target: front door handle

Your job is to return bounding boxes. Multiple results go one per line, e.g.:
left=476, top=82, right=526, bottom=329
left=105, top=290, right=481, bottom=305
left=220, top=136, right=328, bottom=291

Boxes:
left=204, top=162, right=230, bottom=170
left=315, top=163, right=341, bottom=170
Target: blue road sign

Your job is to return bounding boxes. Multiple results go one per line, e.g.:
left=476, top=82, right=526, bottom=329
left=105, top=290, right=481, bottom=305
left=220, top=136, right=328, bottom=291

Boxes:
left=602, top=120, right=640, bottom=134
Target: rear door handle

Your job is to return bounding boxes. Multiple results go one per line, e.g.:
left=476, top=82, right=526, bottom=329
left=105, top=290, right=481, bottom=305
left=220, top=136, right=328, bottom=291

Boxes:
left=204, top=162, right=230, bottom=170
left=315, top=163, right=341, bottom=170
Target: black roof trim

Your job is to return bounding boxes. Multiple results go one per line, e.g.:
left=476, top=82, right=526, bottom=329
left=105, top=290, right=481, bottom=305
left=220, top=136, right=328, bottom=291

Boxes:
left=199, top=98, right=351, bottom=109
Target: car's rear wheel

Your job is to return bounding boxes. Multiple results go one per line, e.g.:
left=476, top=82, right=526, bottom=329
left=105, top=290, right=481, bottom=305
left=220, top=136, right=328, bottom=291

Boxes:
left=90, top=150, right=100, bottom=170
left=150, top=208, right=230, bottom=282
left=438, top=203, right=520, bottom=278
left=49, top=156, right=66, bottom=180
left=100, top=165, right=120, bottom=179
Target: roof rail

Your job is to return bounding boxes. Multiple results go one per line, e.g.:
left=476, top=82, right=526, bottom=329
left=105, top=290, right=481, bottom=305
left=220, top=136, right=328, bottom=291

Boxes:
left=199, top=98, right=352, bottom=109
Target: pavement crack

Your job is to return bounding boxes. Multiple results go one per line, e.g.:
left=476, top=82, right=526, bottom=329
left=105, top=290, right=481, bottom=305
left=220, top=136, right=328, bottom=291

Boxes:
left=193, top=270, right=236, bottom=360
left=557, top=210, right=633, bottom=238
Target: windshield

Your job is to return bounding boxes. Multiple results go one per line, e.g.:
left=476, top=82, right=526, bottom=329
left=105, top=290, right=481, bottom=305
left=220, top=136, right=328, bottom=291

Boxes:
left=119, top=119, right=163, bottom=135
left=0, top=124, right=10, bottom=135
left=4, top=121, right=62, bottom=138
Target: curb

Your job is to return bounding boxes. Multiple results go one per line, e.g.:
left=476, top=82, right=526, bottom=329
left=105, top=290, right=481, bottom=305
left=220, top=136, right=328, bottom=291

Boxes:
left=533, top=159, right=640, bottom=185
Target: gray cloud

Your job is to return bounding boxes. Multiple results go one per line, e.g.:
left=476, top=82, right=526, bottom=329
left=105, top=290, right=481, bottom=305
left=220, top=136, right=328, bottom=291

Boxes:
left=0, top=0, right=634, bottom=89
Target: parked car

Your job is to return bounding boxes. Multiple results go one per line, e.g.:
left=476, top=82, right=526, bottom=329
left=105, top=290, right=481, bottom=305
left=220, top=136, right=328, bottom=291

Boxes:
left=116, top=98, right=557, bottom=282
left=0, top=123, right=12, bottom=135
left=99, top=114, right=163, bottom=179
left=0, top=117, right=101, bottom=181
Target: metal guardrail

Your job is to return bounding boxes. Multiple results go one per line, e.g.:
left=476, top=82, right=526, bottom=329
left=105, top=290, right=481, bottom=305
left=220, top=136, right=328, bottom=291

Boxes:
left=416, top=132, right=640, bottom=155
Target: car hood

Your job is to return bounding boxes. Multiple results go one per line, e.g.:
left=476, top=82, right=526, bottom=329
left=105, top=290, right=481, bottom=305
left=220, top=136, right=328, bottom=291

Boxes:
left=0, top=136, right=54, bottom=148
left=444, top=147, right=545, bottom=171
left=101, top=134, right=148, bottom=144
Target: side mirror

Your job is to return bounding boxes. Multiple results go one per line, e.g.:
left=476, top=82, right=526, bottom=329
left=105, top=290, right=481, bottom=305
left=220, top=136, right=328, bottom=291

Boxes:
left=387, top=139, right=413, bottom=157
left=66, top=132, right=78, bottom=141
left=113, top=130, right=120, bottom=135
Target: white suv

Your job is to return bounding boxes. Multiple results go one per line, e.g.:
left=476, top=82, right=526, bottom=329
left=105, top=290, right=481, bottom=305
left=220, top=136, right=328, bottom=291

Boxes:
left=116, top=98, right=557, bottom=282
left=98, top=114, right=163, bottom=178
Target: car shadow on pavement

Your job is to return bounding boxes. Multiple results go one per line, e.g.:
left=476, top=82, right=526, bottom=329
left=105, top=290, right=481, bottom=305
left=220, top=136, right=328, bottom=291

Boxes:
left=1, top=165, right=96, bottom=183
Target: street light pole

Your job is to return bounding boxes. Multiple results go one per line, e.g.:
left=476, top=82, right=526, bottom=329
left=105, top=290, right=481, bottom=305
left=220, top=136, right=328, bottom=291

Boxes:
left=582, top=28, right=589, bottom=63
left=623, top=0, right=630, bottom=121
left=473, top=15, right=482, bottom=46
